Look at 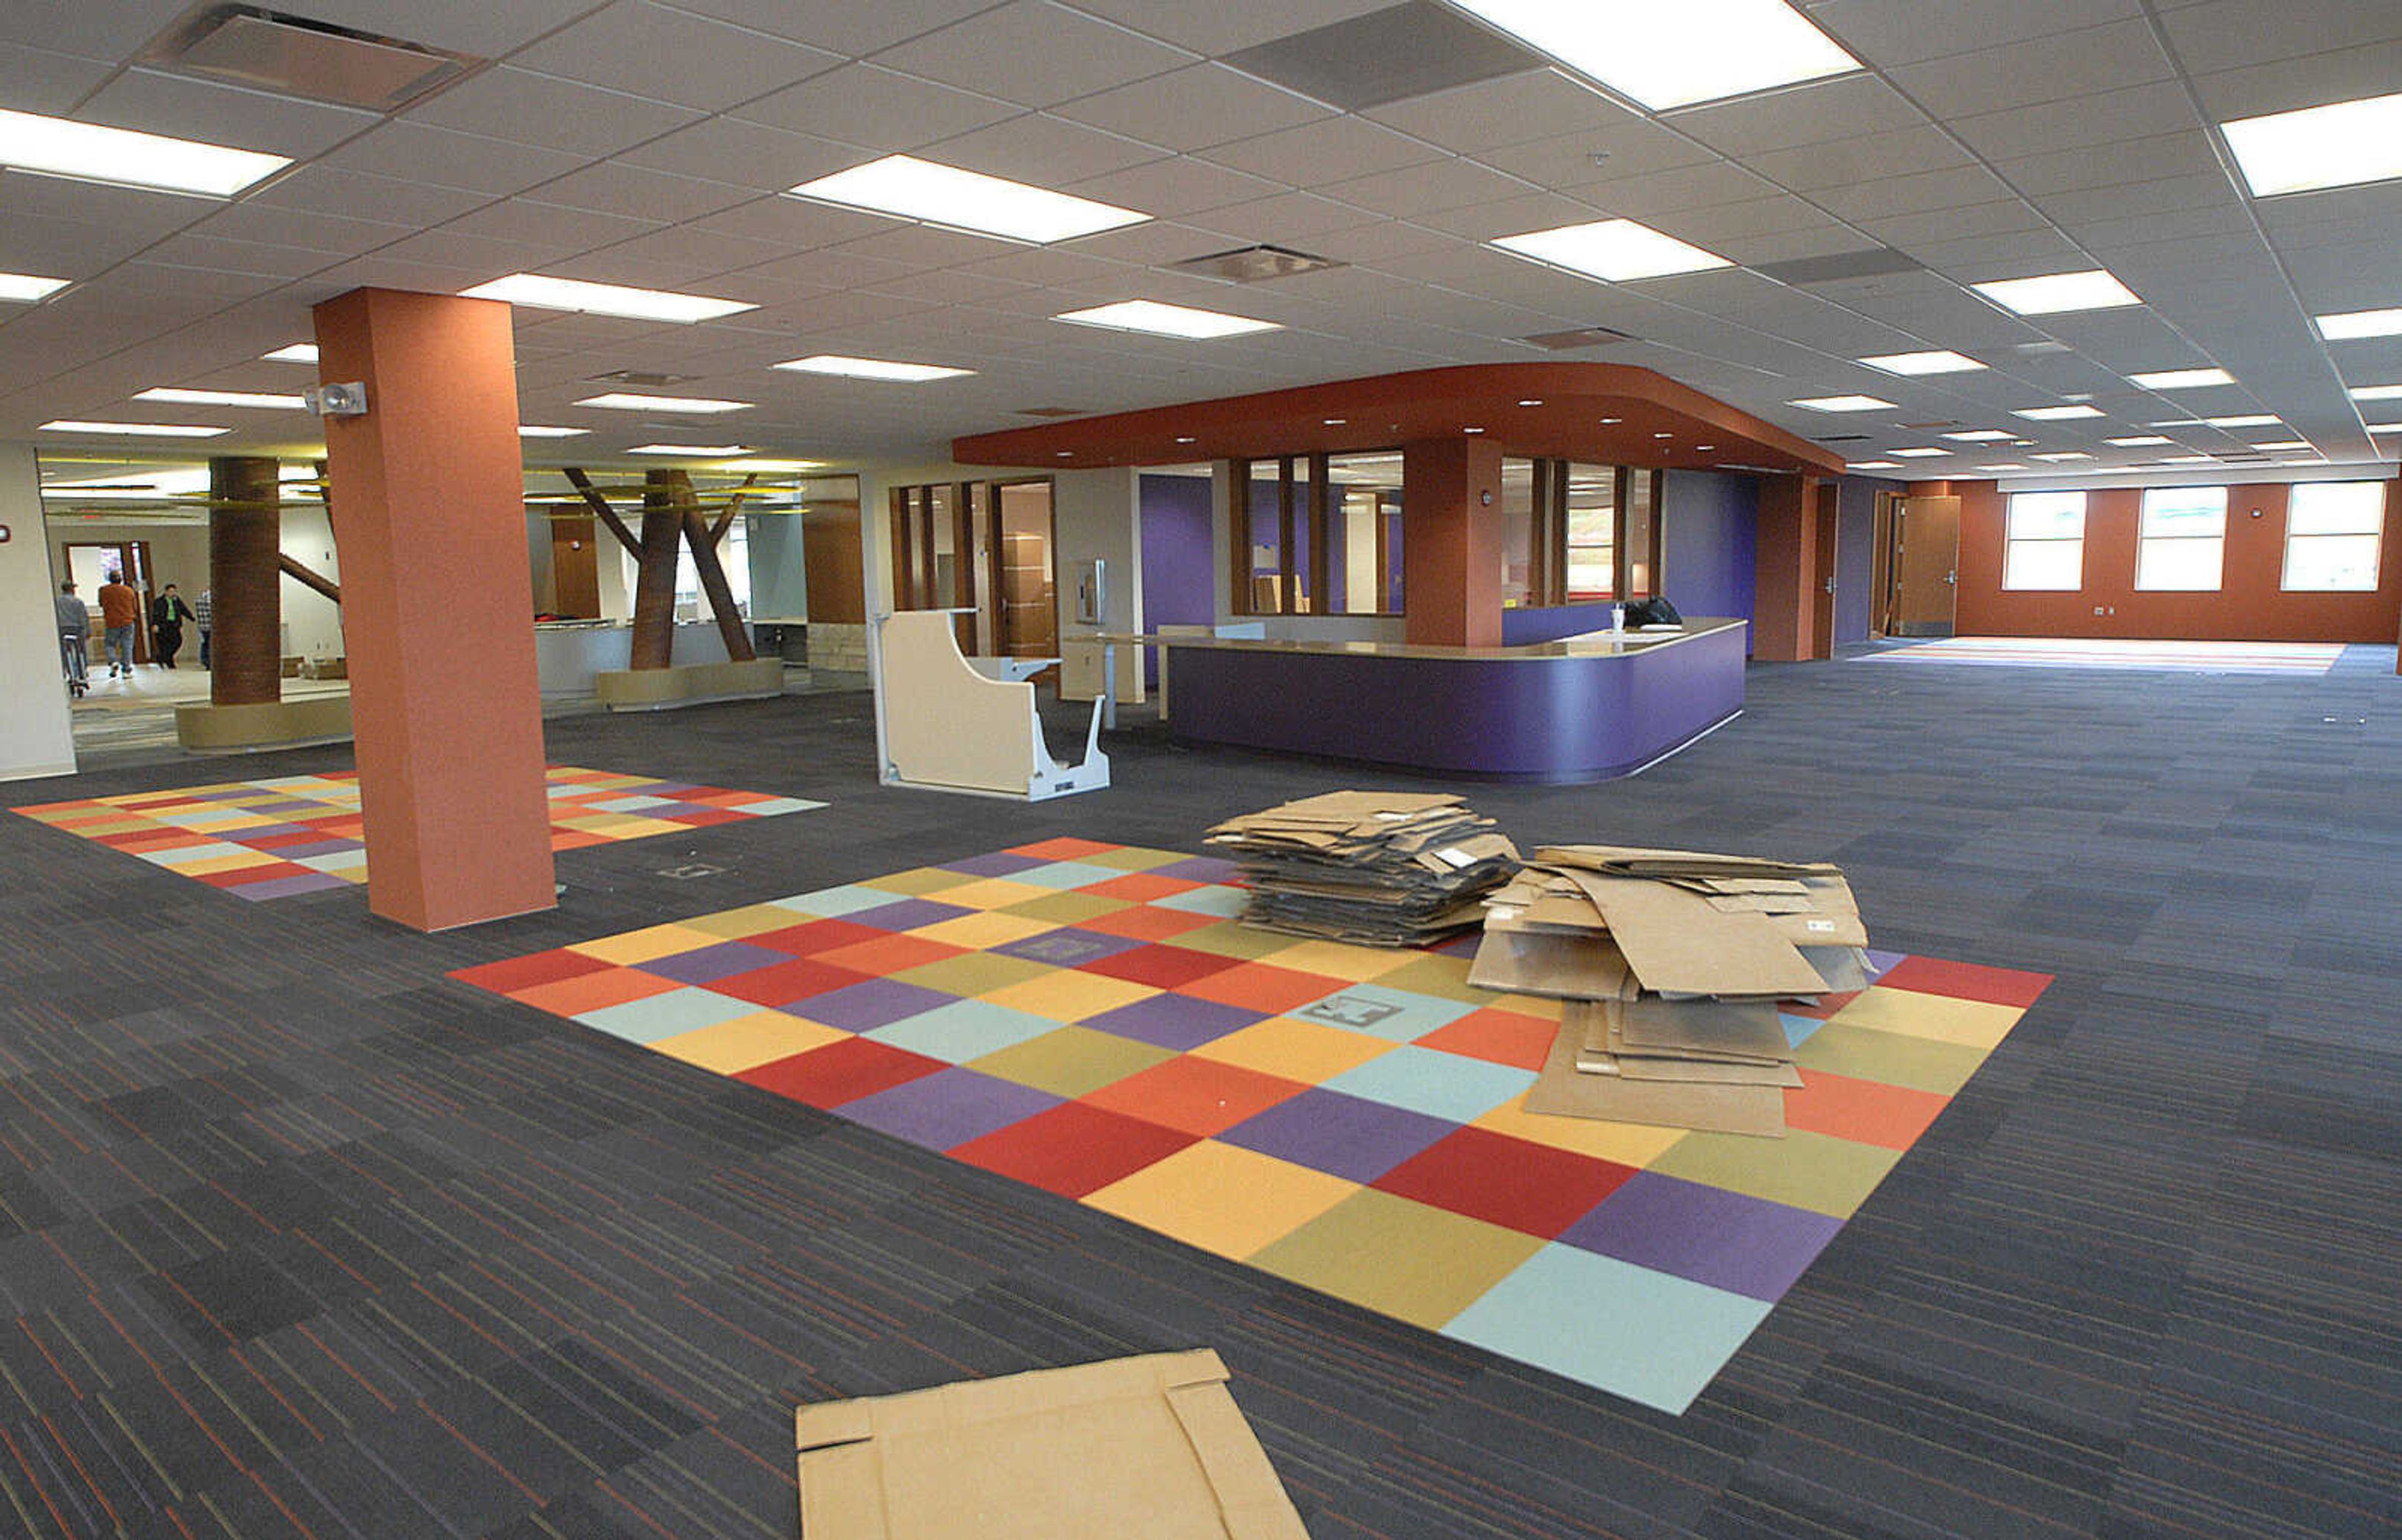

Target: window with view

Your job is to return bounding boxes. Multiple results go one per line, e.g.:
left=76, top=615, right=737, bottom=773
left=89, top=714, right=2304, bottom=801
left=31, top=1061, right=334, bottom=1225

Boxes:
left=2282, top=481, right=2384, bottom=591
left=2136, top=486, right=2227, bottom=591
left=2002, top=492, right=2086, bottom=590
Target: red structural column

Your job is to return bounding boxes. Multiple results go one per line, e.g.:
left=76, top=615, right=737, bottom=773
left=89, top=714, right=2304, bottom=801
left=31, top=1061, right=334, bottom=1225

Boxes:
left=1751, top=473, right=1822, bottom=662
left=312, top=287, right=555, bottom=931
left=1401, top=436, right=1504, bottom=647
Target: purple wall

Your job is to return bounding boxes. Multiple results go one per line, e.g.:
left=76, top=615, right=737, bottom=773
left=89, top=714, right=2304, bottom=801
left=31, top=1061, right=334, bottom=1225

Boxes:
left=1661, top=470, right=1756, bottom=646
left=1140, top=474, right=1215, bottom=683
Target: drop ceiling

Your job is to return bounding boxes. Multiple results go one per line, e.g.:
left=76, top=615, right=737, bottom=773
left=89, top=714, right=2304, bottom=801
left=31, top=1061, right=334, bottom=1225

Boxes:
left=3, top=0, right=2399, bottom=484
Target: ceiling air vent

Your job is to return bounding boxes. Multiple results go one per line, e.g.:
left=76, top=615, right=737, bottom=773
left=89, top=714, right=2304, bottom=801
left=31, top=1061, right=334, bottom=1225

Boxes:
left=1015, top=407, right=1084, bottom=418
left=1521, top=325, right=1636, bottom=350
left=1812, top=433, right=1870, bottom=443
left=1225, top=1, right=1542, bottom=110
left=587, top=369, right=698, bottom=388
left=1166, top=245, right=1342, bottom=284
left=141, top=4, right=484, bottom=111
left=1753, top=248, right=1925, bottom=286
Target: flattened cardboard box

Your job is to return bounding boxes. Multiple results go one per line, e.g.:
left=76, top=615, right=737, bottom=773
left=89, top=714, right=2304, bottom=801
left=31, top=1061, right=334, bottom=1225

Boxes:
left=794, top=1349, right=1309, bottom=1540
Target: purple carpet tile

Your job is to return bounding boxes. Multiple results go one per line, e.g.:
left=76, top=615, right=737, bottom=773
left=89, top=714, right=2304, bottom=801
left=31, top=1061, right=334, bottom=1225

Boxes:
left=639, top=940, right=799, bottom=986
left=1557, top=1170, right=1843, bottom=1302
left=1080, top=993, right=1267, bottom=1051
left=991, top=926, right=1149, bottom=967
left=791, top=978, right=963, bottom=1032
left=846, top=898, right=976, bottom=932
left=1217, top=1087, right=1458, bottom=1183
left=838, top=1068, right=1063, bottom=1150
left=227, top=872, right=353, bottom=902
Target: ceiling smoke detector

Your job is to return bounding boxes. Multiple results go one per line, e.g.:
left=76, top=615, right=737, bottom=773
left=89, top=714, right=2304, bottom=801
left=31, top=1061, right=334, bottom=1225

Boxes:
left=1165, top=244, right=1343, bottom=284
left=140, top=4, right=484, bottom=111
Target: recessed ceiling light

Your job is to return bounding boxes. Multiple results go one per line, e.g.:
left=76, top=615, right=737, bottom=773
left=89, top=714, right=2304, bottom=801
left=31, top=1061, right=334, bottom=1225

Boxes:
left=1054, top=300, right=1279, bottom=338
left=626, top=443, right=747, bottom=456
left=0, top=106, right=289, bottom=196
left=1790, top=395, right=1896, bottom=413
left=2366, top=422, right=2402, bottom=433
left=1942, top=429, right=2015, bottom=442
left=2014, top=404, right=2105, bottom=421
left=1653, top=431, right=1673, bottom=438
left=788, top=153, right=1148, bottom=244
left=2107, top=435, right=2175, bottom=447
left=1464, top=427, right=1486, bottom=433
left=517, top=425, right=588, bottom=438
left=1972, top=269, right=2141, bottom=316
left=1892, top=447, right=1949, bottom=457
left=574, top=392, right=751, bottom=413
left=1858, top=350, right=1986, bottom=376
left=2032, top=451, right=2094, bottom=461
left=2317, top=308, right=2402, bottom=340
left=1847, top=460, right=1902, bottom=470
left=2148, top=418, right=2206, bottom=428
left=0, top=270, right=69, bottom=303
left=773, top=353, right=972, bottom=382
left=1517, top=399, right=1543, bottom=407
left=261, top=342, right=318, bottom=364
left=2252, top=440, right=2311, bottom=450
left=1174, top=435, right=1197, bottom=443
left=2222, top=90, right=2402, bottom=197
left=716, top=458, right=826, bottom=472
left=1324, top=417, right=1347, bottom=425
left=134, top=387, right=305, bottom=410
left=1975, top=463, right=2029, bottom=472
left=1451, top=0, right=1860, bottom=111
left=39, top=419, right=228, bottom=437
left=1695, top=443, right=1715, bottom=451
left=2127, top=367, right=2234, bottom=389
left=462, top=273, right=754, bottom=324
left=1492, top=218, right=1731, bottom=281
left=1599, top=416, right=1623, bottom=424
left=2347, top=383, right=2402, bottom=401
left=2159, top=454, right=2214, bottom=463
left=2204, top=414, right=2280, bottom=428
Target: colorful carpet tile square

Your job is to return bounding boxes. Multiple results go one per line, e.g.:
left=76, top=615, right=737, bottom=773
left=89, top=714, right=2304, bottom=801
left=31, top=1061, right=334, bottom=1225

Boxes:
left=13, top=766, right=824, bottom=901
left=1857, top=636, right=2346, bottom=674
left=454, top=842, right=2049, bottom=1414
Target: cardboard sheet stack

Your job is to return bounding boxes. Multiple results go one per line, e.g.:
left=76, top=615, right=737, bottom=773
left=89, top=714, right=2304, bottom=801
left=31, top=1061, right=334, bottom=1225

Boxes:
left=1205, top=791, right=1519, bottom=946
left=1468, top=844, right=1874, bottom=1138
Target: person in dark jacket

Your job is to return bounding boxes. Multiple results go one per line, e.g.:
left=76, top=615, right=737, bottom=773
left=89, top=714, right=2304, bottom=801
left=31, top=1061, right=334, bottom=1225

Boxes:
left=151, top=583, right=196, bottom=668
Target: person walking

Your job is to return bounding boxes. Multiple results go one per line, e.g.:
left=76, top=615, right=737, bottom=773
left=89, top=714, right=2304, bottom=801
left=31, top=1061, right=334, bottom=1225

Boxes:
left=96, top=571, right=139, bottom=677
left=195, top=586, right=214, bottom=669
left=56, top=580, right=89, bottom=697
left=151, top=582, right=196, bottom=669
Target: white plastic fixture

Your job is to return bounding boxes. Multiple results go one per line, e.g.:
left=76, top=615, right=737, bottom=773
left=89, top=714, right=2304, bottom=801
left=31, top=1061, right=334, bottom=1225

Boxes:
left=0, top=107, right=290, bottom=196
left=1492, top=218, right=1731, bottom=282
left=788, top=155, right=1148, bottom=243
left=1451, top=0, right=1860, bottom=111
left=2222, top=91, right=2402, bottom=197
left=1972, top=270, right=2141, bottom=315
left=462, top=273, right=754, bottom=323
left=1053, top=300, right=1280, bottom=338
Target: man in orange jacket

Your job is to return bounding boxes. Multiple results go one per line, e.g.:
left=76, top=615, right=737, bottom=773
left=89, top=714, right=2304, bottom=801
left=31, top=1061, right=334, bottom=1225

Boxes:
left=96, top=572, right=140, bottom=677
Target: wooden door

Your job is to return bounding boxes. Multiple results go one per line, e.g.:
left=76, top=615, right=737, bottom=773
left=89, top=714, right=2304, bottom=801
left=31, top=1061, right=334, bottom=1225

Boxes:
left=549, top=515, right=600, bottom=617
left=995, top=481, right=1057, bottom=684
left=1812, top=483, right=1840, bottom=659
left=1892, top=495, right=1960, bottom=637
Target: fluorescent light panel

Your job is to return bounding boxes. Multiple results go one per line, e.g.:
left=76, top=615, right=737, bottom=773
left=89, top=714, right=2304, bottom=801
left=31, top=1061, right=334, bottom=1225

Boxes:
left=1892, top=447, right=1950, bottom=457
left=774, top=354, right=972, bottom=383
left=2107, top=435, right=2175, bottom=447
left=2348, top=383, right=2402, bottom=401
left=1975, top=464, right=2029, bottom=472
left=1451, top=0, right=1860, bottom=111
left=517, top=425, right=589, bottom=438
left=1053, top=300, right=1279, bottom=339
left=2222, top=90, right=2402, bottom=197
left=0, top=270, right=69, bottom=302
left=462, top=273, right=754, bottom=323
left=2317, top=308, right=2402, bottom=340
left=2253, top=440, right=2312, bottom=450
left=2127, top=367, right=2234, bottom=389
left=261, top=343, right=318, bottom=363
left=2032, top=452, right=2094, bottom=461
left=1492, top=218, right=1731, bottom=281
left=1859, top=350, right=1985, bottom=375
left=2366, top=422, right=2402, bottom=433
left=2204, top=414, right=2279, bottom=428
left=39, top=420, right=228, bottom=437
left=2015, top=404, right=2105, bottom=420
left=626, top=443, right=747, bottom=456
left=2160, top=455, right=2214, bottom=463
left=1942, top=429, right=2015, bottom=442
left=1846, top=461, right=1902, bottom=470
left=1789, top=394, right=1895, bottom=412
left=788, top=154, right=1147, bottom=243
left=0, top=106, right=290, bottom=196
left=574, top=392, right=751, bottom=413
left=1972, top=269, right=2141, bottom=315
left=135, top=387, right=306, bottom=410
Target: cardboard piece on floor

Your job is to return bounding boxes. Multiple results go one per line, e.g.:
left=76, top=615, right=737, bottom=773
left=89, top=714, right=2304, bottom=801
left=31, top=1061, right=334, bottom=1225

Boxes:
left=794, top=1349, right=1308, bottom=1540
left=1599, top=996, right=1793, bottom=1060
left=1559, top=871, right=1830, bottom=998
left=1467, top=928, right=1629, bottom=999
left=1526, top=1018, right=1785, bottom=1137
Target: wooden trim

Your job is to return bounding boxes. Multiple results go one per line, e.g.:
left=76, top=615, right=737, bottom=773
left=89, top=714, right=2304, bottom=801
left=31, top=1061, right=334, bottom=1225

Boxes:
left=1307, top=452, right=1330, bottom=617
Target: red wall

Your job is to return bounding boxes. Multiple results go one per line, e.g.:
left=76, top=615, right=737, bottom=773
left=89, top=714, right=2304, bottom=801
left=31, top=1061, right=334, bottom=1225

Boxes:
left=1932, top=476, right=2402, bottom=644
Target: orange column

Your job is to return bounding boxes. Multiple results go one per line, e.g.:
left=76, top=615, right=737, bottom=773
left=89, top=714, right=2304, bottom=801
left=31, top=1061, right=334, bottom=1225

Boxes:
left=1751, top=473, right=1822, bottom=662
left=1401, top=437, right=1504, bottom=647
left=312, top=287, right=555, bottom=931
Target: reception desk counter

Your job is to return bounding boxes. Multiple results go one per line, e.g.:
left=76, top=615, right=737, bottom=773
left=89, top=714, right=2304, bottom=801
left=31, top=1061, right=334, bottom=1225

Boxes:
left=1135, top=617, right=1746, bottom=783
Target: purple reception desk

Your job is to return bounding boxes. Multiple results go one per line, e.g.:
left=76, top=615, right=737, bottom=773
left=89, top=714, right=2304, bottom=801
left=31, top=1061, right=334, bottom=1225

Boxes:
left=1147, top=618, right=1746, bottom=783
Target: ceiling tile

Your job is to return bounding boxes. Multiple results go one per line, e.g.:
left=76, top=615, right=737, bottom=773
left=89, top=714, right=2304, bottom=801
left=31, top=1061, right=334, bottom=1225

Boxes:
left=656, top=0, right=1010, bottom=57
left=406, top=67, right=704, bottom=159
left=188, top=202, right=418, bottom=258
left=1052, top=63, right=1332, bottom=152
left=1583, top=161, right=1780, bottom=220
left=2188, top=39, right=2402, bottom=119
left=1807, top=0, right=2147, bottom=68
left=876, top=2, right=1193, bottom=109
left=617, top=120, right=866, bottom=192
left=1746, top=126, right=1975, bottom=193
left=320, top=123, right=590, bottom=196
left=1947, top=82, right=2201, bottom=163
left=1364, top=68, right=1635, bottom=154
left=1202, top=115, right=1444, bottom=184
left=1067, top=156, right=1284, bottom=218
left=280, top=0, right=602, bottom=58
left=442, top=198, right=666, bottom=251
left=0, top=43, right=116, bottom=114
left=1317, top=157, right=1534, bottom=219
left=532, top=163, right=764, bottom=223
left=1196, top=190, right=1386, bottom=241
left=733, top=63, right=1020, bottom=152
left=2158, top=0, right=2402, bottom=76
left=77, top=68, right=381, bottom=161
left=510, top=1, right=844, bottom=112
left=925, top=113, right=1168, bottom=185
left=248, top=166, right=495, bottom=227
left=1674, top=73, right=1927, bottom=159
left=1886, top=20, right=2176, bottom=119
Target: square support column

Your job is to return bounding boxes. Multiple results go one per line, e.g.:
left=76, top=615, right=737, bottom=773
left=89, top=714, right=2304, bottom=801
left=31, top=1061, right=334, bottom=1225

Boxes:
left=1401, top=437, right=1504, bottom=647
left=312, top=287, right=555, bottom=931
left=1751, top=473, right=1823, bottom=662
